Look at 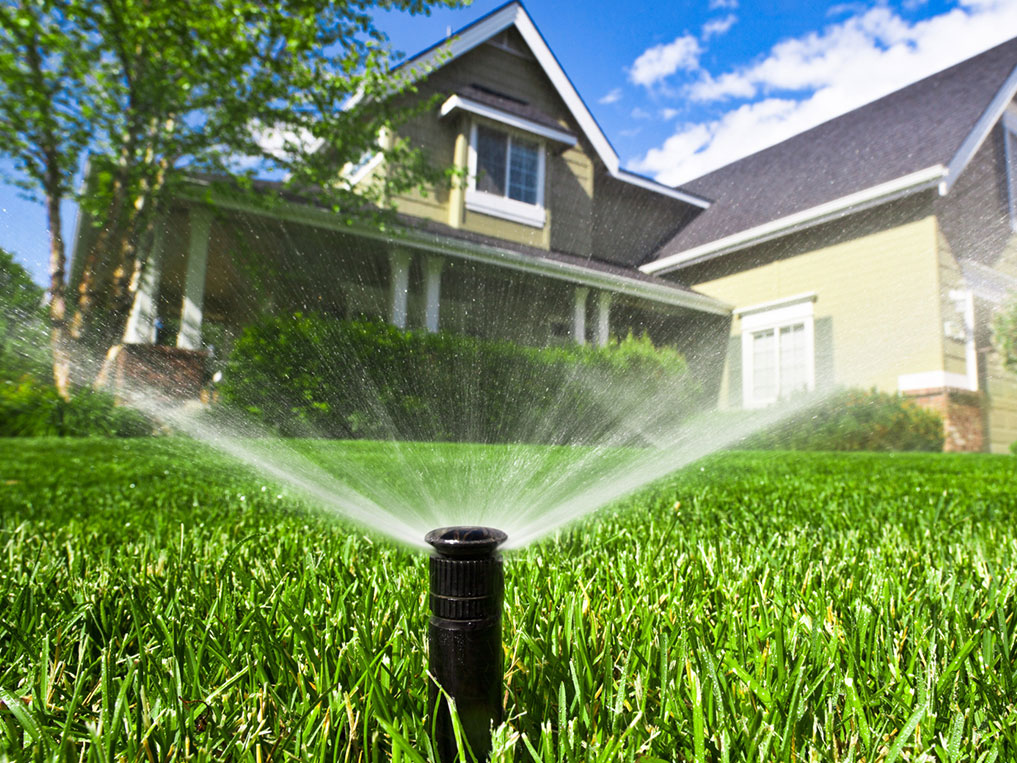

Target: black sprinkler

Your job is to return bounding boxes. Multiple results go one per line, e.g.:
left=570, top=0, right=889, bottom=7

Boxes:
left=426, top=526, right=507, bottom=762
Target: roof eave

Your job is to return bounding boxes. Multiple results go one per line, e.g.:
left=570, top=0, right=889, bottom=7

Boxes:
left=641, top=164, right=948, bottom=275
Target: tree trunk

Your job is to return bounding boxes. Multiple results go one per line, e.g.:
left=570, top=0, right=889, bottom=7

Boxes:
left=45, top=187, right=71, bottom=400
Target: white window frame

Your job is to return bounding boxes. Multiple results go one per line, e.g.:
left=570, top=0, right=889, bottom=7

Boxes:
left=466, top=121, right=546, bottom=228
left=737, top=293, right=817, bottom=408
left=1004, top=106, right=1017, bottom=233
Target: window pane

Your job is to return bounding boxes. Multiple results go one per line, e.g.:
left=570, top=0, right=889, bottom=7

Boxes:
left=508, top=137, right=539, bottom=204
left=752, top=329, right=776, bottom=402
left=476, top=125, right=507, bottom=195
left=779, top=323, right=807, bottom=396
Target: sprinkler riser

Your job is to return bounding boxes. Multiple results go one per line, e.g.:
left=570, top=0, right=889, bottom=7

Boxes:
left=426, top=527, right=507, bottom=763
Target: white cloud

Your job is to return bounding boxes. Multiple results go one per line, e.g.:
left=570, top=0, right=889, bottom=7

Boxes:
left=599, top=88, right=623, bottom=105
left=631, top=107, right=652, bottom=120
left=702, top=14, right=737, bottom=40
left=709, top=0, right=738, bottom=8
left=629, top=34, right=702, bottom=87
left=660, top=108, right=680, bottom=120
left=632, top=0, right=1017, bottom=185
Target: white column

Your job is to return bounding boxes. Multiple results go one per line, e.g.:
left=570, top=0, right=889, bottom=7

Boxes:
left=124, top=224, right=165, bottom=344
left=595, top=291, right=612, bottom=348
left=572, top=286, right=589, bottom=345
left=389, top=249, right=412, bottom=329
left=423, top=255, right=445, bottom=333
left=177, top=208, right=213, bottom=350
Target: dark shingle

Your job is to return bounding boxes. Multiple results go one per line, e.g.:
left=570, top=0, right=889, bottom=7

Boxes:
left=653, top=35, right=1017, bottom=262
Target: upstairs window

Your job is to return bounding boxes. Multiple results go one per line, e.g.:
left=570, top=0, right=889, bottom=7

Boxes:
left=467, top=122, right=546, bottom=227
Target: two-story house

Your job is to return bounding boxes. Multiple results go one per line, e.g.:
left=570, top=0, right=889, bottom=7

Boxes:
left=77, top=3, right=1017, bottom=453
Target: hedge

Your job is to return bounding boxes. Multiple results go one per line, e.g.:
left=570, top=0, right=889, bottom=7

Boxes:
left=219, top=314, right=692, bottom=444
left=0, top=377, right=152, bottom=437
left=741, top=388, right=945, bottom=452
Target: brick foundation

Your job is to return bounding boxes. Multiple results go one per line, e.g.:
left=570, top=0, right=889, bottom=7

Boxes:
left=904, top=387, right=984, bottom=452
left=100, top=344, right=208, bottom=400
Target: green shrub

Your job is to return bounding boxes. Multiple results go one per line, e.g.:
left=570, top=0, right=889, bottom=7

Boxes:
left=742, top=388, right=944, bottom=452
left=220, top=314, right=691, bottom=443
left=0, top=377, right=152, bottom=437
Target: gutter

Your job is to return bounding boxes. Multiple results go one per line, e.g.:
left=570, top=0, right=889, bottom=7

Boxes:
left=641, top=164, right=948, bottom=275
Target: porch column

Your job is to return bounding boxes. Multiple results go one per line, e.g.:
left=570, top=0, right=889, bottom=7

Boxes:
left=572, top=286, right=589, bottom=345
left=177, top=208, right=213, bottom=350
left=595, top=291, right=612, bottom=348
left=423, top=255, right=445, bottom=333
left=389, top=248, right=412, bottom=329
left=124, top=224, right=165, bottom=344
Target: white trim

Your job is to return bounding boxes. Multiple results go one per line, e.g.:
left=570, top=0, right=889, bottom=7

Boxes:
left=612, top=169, right=709, bottom=207
left=940, top=63, right=1017, bottom=196
left=439, top=95, right=576, bottom=145
left=948, top=288, right=979, bottom=393
left=735, top=292, right=817, bottom=321
left=465, top=188, right=546, bottom=227
left=898, top=370, right=975, bottom=392
left=465, top=121, right=547, bottom=228
left=179, top=184, right=732, bottom=316
left=738, top=296, right=816, bottom=409
left=642, top=165, right=947, bottom=275
left=344, top=152, right=385, bottom=186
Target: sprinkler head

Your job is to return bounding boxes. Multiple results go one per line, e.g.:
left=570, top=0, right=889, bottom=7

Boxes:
left=426, top=526, right=508, bottom=558
left=426, top=526, right=507, bottom=762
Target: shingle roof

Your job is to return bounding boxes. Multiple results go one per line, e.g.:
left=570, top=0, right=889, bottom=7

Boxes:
left=651, top=35, right=1017, bottom=264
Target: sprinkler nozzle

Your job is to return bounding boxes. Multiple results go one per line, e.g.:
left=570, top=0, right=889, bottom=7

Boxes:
left=426, top=526, right=507, bottom=762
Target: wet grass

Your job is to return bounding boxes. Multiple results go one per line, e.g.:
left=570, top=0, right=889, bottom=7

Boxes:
left=1, top=438, right=1016, bottom=761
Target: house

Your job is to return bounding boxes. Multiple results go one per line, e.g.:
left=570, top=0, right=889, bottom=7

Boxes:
left=639, top=35, right=1017, bottom=453
left=75, top=1, right=732, bottom=404
left=77, top=2, right=1017, bottom=452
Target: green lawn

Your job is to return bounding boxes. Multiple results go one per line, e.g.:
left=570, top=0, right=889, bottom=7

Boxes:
left=1, top=439, right=1016, bottom=761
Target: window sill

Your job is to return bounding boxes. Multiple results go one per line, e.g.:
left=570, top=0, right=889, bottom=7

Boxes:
left=465, top=189, right=546, bottom=228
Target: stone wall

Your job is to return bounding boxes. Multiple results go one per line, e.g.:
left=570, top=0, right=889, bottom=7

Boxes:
left=905, top=386, right=984, bottom=452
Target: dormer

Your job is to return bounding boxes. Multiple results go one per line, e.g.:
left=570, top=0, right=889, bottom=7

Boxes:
left=440, top=84, right=577, bottom=229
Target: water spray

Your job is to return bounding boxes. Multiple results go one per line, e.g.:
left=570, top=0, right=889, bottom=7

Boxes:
left=426, top=526, right=507, bottom=762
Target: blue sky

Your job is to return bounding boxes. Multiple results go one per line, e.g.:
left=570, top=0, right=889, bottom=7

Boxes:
left=4, top=0, right=1017, bottom=285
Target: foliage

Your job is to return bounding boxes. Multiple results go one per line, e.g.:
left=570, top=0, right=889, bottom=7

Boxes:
left=0, top=377, right=151, bottom=437
left=0, top=0, right=466, bottom=380
left=0, top=248, right=47, bottom=380
left=1, top=441, right=1016, bottom=760
left=219, top=314, right=691, bottom=443
left=741, top=387, right=944, bottom=451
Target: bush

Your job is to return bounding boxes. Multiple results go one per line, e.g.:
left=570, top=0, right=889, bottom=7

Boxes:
left=220, top=314, right=691, bottom=443
left=742, top=388, right=944, bottom=452
left=0, top=377, right=152, bottom=437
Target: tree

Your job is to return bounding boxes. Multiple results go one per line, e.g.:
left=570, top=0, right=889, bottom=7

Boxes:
left=0, top=0, right=464, bottom=385
left=0, top=248, right=47, bottom=380
left=0, top=0, right=96, bottom=397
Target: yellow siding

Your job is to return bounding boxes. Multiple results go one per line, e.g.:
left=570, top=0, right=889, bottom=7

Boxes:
left=691, top=213, right=943, bottom=403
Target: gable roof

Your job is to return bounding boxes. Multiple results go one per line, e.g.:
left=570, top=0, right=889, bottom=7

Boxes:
left=643, top=35, right=1017, bottom=274
left=386, top=1, right=710, bottom=209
